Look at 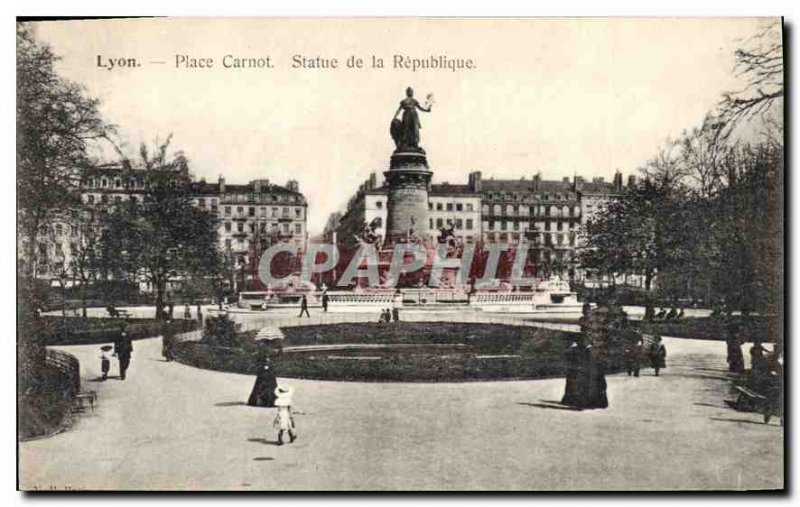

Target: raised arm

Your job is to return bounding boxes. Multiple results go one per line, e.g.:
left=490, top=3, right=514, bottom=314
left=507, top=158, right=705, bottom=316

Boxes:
left=394, top=105, right=403, bottom=118
left=415, top=101, right=431, bottom=113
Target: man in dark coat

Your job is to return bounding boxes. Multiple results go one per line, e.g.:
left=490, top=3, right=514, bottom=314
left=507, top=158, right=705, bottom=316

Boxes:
left=247, top=354, right=278, bottom=407
left=298, top=295, right=310, bottom=318
left=726, top=323, right=745, bottom=374
left=162, top=319, right=176, bottom=362
left=114, top=321, right=134, bottom=380
left=322, top=292, right=329, bottom=313
left=649, top=335, right=667, bottom=376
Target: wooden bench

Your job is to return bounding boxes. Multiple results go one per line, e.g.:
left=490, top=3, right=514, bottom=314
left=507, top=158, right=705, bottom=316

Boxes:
left=73, top=391, right=97, bottom=413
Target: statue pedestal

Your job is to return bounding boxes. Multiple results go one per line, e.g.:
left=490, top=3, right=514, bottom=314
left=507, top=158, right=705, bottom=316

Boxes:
left=384, top=150, right=433, bottom=247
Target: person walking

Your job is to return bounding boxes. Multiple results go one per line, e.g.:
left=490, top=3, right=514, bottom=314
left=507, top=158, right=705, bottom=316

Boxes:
left=648, top=335, right=667, bottom=376
left=248, top=353, right=278, bottom=407
left=273, top=385, right=297, bottom=445
left=321, top=291, right=329, bottom=313
left=196, top=304, right=203, bottom=324
left=624, top=336, right=643, bottom=377
left=162, top=318, right=176, bottom=362
left=298, top=295, right=310, bottom=318
left=561, top=340, right=584, bottom=406
left=184, top=303, right=191, bottom=320
left=114, top=321, right=134, bottom=380
left=392, top=306, right=400, bottom=323
left=726, top=323, right=745, bottom=374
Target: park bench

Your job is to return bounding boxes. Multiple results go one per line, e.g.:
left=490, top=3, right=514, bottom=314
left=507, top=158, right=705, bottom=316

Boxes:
left=733, top=384, right=766, bottom=405
left=106, top=308, right=131, bottom=319
left=72, top=390, right=97, bottom=413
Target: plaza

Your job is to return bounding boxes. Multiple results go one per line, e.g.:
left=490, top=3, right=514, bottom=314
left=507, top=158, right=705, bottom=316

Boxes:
left=19, top=310, right=783, bottom=491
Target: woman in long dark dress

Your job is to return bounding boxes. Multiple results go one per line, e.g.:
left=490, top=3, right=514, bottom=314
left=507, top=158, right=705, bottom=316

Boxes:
left=247, top=353, right=277, bottom=407
left=393, top=87, right=431, bottom=149
left=561, top=341, right=583, bottom=406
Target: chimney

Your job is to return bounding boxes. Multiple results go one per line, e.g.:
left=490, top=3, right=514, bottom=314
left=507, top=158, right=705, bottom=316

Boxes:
left=573, top=174, right=584, bottom=191
left=532, top=172, right=541, bottom=193
left=469, top=171, right=482, bottom=192
left=627, top=175, right=636, bottom=188
left=254, top=180, right=262, bottom=193
left=562, top=177, right=570, bottom=183
left=613, top=172, right=623, bottom=192
left=286, top=180, right=299, bottom=192
left=368, top=172, right=377, bottom=190
left=219, top=175, right=226, bottom=193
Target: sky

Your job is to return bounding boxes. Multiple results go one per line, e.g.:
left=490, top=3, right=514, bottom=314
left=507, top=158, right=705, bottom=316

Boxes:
left=30, top=17, right=774, bottom=235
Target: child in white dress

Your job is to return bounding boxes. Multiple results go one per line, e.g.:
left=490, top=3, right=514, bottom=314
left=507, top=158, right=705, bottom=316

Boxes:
left=273, top=385, right=296, bottom=445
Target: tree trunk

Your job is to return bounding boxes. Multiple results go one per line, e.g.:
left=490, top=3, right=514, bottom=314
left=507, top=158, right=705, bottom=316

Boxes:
left=155, top=278, right=166, bottom=320
left=80, top=281, right=88, bottom=318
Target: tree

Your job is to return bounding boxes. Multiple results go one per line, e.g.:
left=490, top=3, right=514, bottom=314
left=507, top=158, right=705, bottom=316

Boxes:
left=17, top=23, right=112, bottom=373
left=66, top=207, right=104, bottom=317
left=100, top=138, right=222, bottom=319
left=719, top=20, right=783, bottom=137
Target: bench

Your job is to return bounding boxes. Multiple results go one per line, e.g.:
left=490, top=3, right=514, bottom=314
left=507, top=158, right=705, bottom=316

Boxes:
left=106, top=308, right=131, bottom=319
left=73, top=391, right=98, bottom=413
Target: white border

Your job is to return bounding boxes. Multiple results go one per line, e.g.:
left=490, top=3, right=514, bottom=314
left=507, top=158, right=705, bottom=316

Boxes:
left=4, top=1, right=796, bottom=505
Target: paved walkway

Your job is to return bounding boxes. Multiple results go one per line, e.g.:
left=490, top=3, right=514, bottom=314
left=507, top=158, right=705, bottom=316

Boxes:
left=19, top=335, right=783, bottom=491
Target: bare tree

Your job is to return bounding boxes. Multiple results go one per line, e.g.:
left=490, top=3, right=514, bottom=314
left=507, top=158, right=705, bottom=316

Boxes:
left=719, top=21, right=783, bottom=135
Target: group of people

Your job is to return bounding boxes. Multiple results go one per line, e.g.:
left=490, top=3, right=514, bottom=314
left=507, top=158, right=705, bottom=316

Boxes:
left=561, top=302, right=668, bottom=410
left=644, top=306, right=684, bottom=321
left=99, top=319, right=134, bottom=380
left=622, top=335, right=667, bottom=377
left=379, top=307, right=400, bottom=323
left=246, top=353, right=297, bottom=445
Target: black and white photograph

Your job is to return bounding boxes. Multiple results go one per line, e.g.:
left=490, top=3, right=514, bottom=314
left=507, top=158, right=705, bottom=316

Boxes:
left=15, top=16, right=784, bottom=491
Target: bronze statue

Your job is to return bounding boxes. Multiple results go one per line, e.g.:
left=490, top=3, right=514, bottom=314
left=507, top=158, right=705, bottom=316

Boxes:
left=391, top=87, right=433, bottom=151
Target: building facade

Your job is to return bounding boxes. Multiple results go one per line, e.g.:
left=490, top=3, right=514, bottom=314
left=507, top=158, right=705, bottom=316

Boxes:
left=36, top=164, right=308, bottom=292
left=335, top=169, right=630, bottom=281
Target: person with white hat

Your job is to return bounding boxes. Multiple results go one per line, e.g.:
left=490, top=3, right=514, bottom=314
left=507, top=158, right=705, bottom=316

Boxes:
left=273, top=385, right=297, bottom=445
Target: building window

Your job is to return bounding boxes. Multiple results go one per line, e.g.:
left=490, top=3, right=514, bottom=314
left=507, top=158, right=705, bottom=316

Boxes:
left=237, top=222, right=244, bottom=233
left=198, top=198, right=205, bottom=208
left=237, top=206, right=243, bottom=215
left=260, top=207, right=267, bottom=217
left=115, top=178, right=122, bottom=188
left=466, top=219, right=473, bottom=230
left=429, top=218, right=434, bottom=229
left=282, top=223, right=289, bottom=233
left=248, top=207, right=255, bottom=217
left=455, top=219, right=463, bottom=229
left=101, top=195, right=109, bottom=204
left=436, top=203, right=443, bottom=211
left=466, top=203, right=474, bottom=212
left=456, top=203, right=463, bottom=212
left=501, top=221, right=507, bottom=231
left=295, top=208, right=302, bottom=218
left=376, top=201, right=383, bottom=209
left=272, top=207, right=278, bottom=217
left=446, top=203, right=453, bottom=212
left=436, top=218, right=443, bottom=228
left=428, top=203, right=433, bottom=211
left=130, top=196, right=138, bottom=204
left=295, top=223, right=302, bottom=234
left=101, top=178, right=108, bottom=188
left=88, top=195, right=95, bottom=204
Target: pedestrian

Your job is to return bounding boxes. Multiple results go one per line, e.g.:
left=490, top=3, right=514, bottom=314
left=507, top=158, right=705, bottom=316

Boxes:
left=167, top=301, right=175, bottom=319
left=184, top=303, right=191, bottom=320
left=197, top=304, right=203, bottom=323
left=247, top=352, right=278, bottom=407
left=378, top=309, right=386, bottom=323
left=624, top=336, right=643, bottom=377
left=100, top=346, right=111, bottom=381
left=561, top=340, right=583, bottom=406
left=726, top=322, right=745, bottom=374
left=162, top=318, right=176, bottom=361
left=298, top=295, right=310, bottom=318
left=273, top=385, right=297, bottom=445
left=749, top=340, right=768, bottom=389
left=114, top=320, right=134, bottom=380
left=322, top=291, right=329, bottom=313
left=392, top=307, right=400, bottom=322
left=648, top=335, right=667, bottom=376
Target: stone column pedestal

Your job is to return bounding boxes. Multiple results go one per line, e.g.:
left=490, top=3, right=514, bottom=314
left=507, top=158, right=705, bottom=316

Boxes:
left=384, top=150, right=433, bottom=247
